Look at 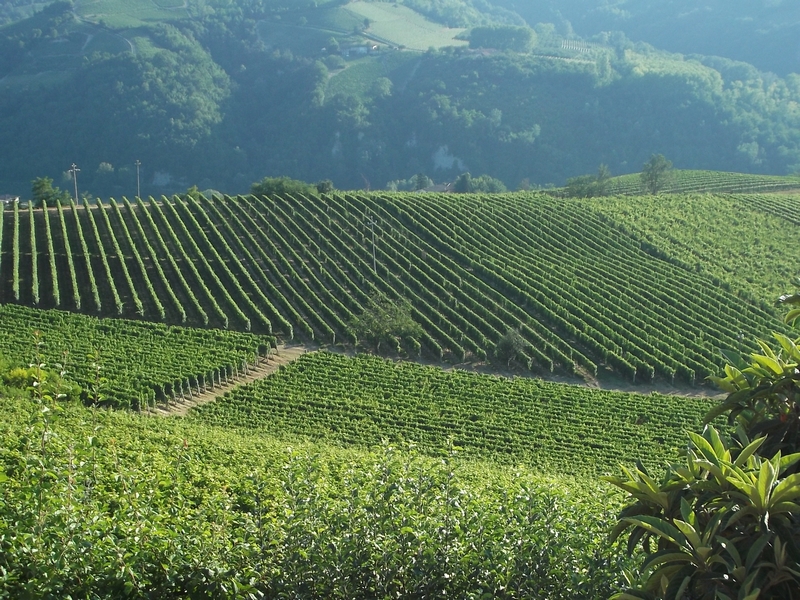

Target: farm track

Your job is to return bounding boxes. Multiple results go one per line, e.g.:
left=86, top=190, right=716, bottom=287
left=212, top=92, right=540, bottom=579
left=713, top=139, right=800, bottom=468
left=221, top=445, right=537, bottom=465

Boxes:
left=149, top=343, right=309, bottom=417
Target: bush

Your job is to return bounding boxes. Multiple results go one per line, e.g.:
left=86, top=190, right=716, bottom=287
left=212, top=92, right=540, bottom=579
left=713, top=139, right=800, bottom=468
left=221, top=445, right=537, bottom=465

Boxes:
left=606, top=288, right=800, bottom=599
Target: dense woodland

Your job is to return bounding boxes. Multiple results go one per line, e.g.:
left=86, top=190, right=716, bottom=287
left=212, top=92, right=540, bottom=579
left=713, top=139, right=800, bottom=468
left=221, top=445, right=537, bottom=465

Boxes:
left=0, top=0, right=799, bottom=197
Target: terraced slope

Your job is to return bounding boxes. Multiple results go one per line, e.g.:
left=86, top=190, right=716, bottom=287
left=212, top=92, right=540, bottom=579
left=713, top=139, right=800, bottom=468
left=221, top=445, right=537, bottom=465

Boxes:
left=0, top=192, right=791, bottom=385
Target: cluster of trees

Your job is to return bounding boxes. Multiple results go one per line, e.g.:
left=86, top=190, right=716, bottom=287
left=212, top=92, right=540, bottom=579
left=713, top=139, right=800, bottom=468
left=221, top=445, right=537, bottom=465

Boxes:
left=564, top=155, right=673, bottom=198
left=2, top=1, right=800, bottom=198
left=250, top=176, right=334, bottom=197
left=468, top=25, right=537, bottom=52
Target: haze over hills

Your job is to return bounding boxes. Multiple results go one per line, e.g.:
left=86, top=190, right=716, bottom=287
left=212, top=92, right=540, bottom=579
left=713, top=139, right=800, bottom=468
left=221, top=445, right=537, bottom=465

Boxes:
left=0, top=0, right=799, bottom=198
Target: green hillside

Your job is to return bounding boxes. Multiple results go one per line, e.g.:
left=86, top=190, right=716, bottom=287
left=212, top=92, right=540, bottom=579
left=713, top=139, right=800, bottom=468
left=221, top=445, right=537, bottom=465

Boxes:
left=3, top=2, right=800, bottom=195
left=602, top=170, right=800, bottom=196
left=581, top=192, right=800, bottom=305
left=1, top=191, right=794, bottom=388
left=191, top=351, right=717, bottom=475
left=0, top=390, right=632, bottom=598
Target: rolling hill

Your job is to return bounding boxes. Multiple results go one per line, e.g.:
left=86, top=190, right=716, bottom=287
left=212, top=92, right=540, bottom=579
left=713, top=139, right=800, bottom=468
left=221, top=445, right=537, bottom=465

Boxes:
left=2, top=189, right=797, bottom=390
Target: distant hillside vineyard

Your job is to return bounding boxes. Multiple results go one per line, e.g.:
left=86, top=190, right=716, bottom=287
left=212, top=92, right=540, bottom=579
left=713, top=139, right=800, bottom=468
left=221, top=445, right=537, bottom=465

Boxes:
left=0, top=192, right=793, bottom=385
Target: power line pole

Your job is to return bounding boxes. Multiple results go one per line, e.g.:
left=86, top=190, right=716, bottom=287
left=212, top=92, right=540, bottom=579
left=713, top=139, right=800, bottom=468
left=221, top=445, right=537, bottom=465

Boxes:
left=369, top=215, right=377, bottom=273
left=69, top=163, right=80, bottom=203
left=135, top=159, right=141, bottom=199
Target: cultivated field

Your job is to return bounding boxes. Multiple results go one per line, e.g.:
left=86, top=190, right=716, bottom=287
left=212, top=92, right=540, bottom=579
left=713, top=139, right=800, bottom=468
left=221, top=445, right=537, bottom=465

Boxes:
left=0, top=192, right=793, bottom=388
left=1, top=177, right=798, bottom=596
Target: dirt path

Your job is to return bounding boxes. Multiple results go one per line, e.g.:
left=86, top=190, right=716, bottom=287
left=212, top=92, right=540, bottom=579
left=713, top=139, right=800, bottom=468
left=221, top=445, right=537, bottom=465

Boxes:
left=150, top=340, right=723, bottom=419
left=149, top=344, right=309, bottom=417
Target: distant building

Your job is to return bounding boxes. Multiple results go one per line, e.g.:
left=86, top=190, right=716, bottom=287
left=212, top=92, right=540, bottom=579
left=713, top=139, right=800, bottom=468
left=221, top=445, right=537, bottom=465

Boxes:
left=343, top=46, right=369, bottom=58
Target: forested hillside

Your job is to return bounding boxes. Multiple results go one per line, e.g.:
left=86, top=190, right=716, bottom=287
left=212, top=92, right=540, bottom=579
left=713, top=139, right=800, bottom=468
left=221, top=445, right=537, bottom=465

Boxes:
left=0, top=0, right=799, bottom=197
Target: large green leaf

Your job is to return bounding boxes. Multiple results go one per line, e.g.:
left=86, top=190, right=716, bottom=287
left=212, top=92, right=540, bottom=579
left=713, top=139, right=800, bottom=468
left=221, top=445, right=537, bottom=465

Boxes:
left=623, top=516, right=687, bottom=548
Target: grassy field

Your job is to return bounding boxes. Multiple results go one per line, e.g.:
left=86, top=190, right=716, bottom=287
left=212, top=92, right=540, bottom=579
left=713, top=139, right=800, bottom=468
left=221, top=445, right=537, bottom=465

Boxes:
left=74, top=0, right=190, bottom=28
left=344, top=1, right=468, bottom=50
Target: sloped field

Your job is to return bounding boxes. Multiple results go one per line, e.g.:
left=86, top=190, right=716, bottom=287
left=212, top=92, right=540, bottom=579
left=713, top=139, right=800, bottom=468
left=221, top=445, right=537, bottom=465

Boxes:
left=0, top=192, right=792, bottom=385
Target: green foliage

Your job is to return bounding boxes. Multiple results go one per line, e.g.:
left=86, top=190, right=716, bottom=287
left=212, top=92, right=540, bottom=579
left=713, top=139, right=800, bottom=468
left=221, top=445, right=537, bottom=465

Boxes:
left=452, top=172, right=507, bottom=193
left=705, top=289, right=800, bottom=467
left=469, top=25, right=537, bottom=52
left=605, top=426, right=800, bottom=600
left=413, top=172, right=433, bottom=190
left=315, top=179, right=335, bottom=194
left=608, top=296, right=800, bottom=599
left=351, top=294, right=423, bottom=353
left=190, top=351, right=716, bottom=475
left=566, top=164, right=612, bottom=198
left=0, top=304, right=273, bottom=410
left=0, top=391, right=632, bottom=598
left=494, top=327, right=526, bottom=365
left=640, top=154, right=673, bottom=194
left=30, top=176, right=69, bottom=208
left=250, top=176, right=317, bottom=197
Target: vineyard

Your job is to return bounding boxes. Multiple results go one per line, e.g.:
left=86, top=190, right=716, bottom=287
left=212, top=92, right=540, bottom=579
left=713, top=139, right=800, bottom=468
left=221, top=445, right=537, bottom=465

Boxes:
left=0, top=192, right=792, bottom=386
left=581, top=193, right=800, bottom=304
left=0, top=304, right=274, bottom=409
left=190, top=351, right=717, bottom=475
left=601, top=169, right=800, bottom=195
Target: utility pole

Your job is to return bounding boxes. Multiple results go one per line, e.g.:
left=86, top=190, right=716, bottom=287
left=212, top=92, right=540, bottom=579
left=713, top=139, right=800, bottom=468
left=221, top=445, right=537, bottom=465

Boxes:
left=369, top=215, right=377, bottom=273
left=69, top=163, right=80, bottom=202
left=135, top=159, right=141, bottom=199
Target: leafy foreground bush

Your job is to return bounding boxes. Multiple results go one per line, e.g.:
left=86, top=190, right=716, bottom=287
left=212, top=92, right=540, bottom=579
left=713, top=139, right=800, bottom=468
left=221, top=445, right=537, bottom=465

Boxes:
left=606, top=293, right=800, bottom=599
left=0, top=393, right=632, bottom=599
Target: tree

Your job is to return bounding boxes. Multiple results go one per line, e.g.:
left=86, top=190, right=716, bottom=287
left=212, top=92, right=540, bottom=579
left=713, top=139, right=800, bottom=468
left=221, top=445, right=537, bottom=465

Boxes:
left=564, top=164, right=612, bottom=197
left=494, top=328, right=526, bottom=367
left=452, top=173, right=507, bottom=193
left=250, top=176, right=316, bottom=197
left=453, top=172, right=472, bottom=193
left=351, top=294, right=423, bottom=354
left=185, top=184, right=203, bottom=200
left=606, top=287, right=800, bottom=599
left=564, top=174, right=597, bottom=198
left=640, top=153, right=673, bottom=194
left=412, top=173, right=433, bottom=191
left=596, top=163, right=611, bottom=196
left=315, top=179, right=334, bottom=194
left=326, top=36, right=340, bottom=54
left=31, top=176, right=69, bottom=208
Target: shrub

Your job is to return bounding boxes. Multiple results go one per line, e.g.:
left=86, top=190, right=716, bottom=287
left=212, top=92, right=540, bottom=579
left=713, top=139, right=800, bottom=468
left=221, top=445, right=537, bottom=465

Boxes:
left=606, top=288, right=800, bottom=599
